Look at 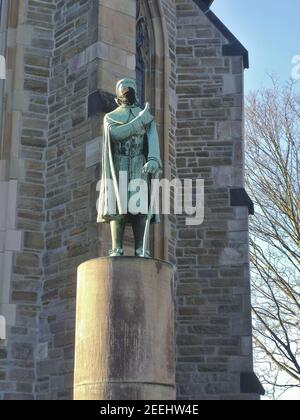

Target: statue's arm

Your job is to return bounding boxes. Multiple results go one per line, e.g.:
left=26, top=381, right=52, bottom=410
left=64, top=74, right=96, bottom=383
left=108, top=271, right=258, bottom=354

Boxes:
left=147, top=121, right=162, bottom=166
left=106, top=106, right=153, bottom=142
left=142, top=121, right=162, bottom=176
left=107, top=116, right=144, bottom=142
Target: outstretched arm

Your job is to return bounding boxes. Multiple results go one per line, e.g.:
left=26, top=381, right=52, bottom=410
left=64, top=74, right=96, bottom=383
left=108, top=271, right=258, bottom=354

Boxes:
left=107, top=115, right=144, bottom=142
left=106, top=104, right=153, bottom=142
left=143, top=121, right=162, bottom=176
left=147, top=121, right=161, bottom=163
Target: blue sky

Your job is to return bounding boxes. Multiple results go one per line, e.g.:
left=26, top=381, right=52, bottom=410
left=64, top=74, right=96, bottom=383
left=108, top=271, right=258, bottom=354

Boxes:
left=211, top=0, right=300, bottom=92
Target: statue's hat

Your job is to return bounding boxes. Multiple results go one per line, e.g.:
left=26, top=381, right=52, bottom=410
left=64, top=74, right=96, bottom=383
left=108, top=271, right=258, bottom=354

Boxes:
left=116, top=78, right=137, bottom=95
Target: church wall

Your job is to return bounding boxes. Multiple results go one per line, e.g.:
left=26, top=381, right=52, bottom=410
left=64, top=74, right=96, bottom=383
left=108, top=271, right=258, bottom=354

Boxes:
left=0, top=0, right=260, bottom=400
left=0, top=0, right=55, bottom=400
left=36, top=0, right=100, bottom=400
left=36, top=0, right=139, bottom=400
left=174, top=0, right=257, bottom=400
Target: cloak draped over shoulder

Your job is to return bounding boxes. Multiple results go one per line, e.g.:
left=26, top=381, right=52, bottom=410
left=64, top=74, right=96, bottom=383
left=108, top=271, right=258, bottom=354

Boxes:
left=97, top=105, right=162, bottom=224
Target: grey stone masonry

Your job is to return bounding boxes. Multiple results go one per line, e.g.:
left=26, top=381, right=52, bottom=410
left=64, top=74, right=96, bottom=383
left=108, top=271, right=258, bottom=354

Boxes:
left=38, top=0, right=101, bottom=400
left=0, top=0, right=260, bottom=400
left=0, top=0, right=56, bottom=401
left=174, top=0, right=257, bottom=400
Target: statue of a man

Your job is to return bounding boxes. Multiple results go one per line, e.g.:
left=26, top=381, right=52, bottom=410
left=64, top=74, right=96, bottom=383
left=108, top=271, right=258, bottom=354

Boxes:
left=97, top=79, right=162, bottom=258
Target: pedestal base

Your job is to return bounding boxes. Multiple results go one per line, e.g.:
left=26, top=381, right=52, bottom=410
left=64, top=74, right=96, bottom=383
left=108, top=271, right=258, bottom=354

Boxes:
left=74, top=257, right=175, bottom=400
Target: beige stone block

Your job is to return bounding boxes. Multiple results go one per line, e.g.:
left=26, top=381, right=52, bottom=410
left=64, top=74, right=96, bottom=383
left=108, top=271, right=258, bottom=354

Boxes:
left=126, top=53, right=136, bottom=71
left=12, top=90, right=30, bottom=112
left=0, top=181, right=8, bottom=229
left=74, top=257, right=175, bottom=400
left=98, top=25, right=136, bottom=54
left=0, top=303, right=16, bottom=327
left=228, top=219, right=248, bottom=232
left=98, top=58, right=136, bottom=80
left=0, top=161, right=7, bottom=181
left=97, top=64, right=135, bottom=93
left=13, top=45, right=24, bottom=93
left=99, top=0, right=136, bottom=17
left=8, top=0, right=20, bottom=28
left=98, top=6, right=136, bottom=38
left=16, top=24, right=33, bottom=46
left=234, top=207, right=250, bottom=220
left=11, top=110, right=22, bottom=158
left=0, top=251, right=13, bottom=303
left=97, top=68, right=119, bottom=94
left=86, top=41, right=109, bottom=63
left=85, top=41, right=135, bottom=72
left=223, top=74, right=243, bottom=95
left=8, top=158, right=25, bottom=179
left=109, top=45, right=129, bottom=68
left=4, top=70, right=13, bottom=111
left=0, top=159, right=25, bottom=181
left=220, top=247, right=247, bottom=266
left=86, top=137, right=102, bottom=168
left=6, top=28, right=17, bottom=48
left=241, top=336, right=253, bottom=357
left=5, top=229, right=22, bottom=251
left=7, top=180, right=18, bottom=229
left=212, top=166, right=233, bottom=187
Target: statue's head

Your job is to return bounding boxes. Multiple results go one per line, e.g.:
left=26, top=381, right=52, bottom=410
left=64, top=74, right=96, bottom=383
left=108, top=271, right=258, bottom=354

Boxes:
left=116, top=79, right=138, bottom=106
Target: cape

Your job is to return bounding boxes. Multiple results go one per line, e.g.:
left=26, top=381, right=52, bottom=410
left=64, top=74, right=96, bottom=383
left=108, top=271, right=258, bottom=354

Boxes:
left=97, top=117, right=123, bottom=223
left=97, top=109, right=161, bottom=224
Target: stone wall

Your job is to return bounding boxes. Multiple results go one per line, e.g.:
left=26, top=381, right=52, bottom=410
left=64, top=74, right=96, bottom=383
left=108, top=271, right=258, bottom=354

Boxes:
left=174, top=0, right=257, bottom=400
left=0, top=0, right=55, bottom=400
left=37, top=0, right=138, bottom=400
left=0, top=0, right=260, bottom=400
left=37, top=0, right=99, bottom=400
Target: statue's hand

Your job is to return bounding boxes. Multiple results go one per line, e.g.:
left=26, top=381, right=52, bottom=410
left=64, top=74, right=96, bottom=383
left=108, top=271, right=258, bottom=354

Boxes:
left=143, top=160, right=160, bottom=176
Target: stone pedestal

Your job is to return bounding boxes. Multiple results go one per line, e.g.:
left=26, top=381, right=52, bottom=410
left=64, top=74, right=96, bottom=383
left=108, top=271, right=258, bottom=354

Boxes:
left=73, top=257, right=175, bottom=400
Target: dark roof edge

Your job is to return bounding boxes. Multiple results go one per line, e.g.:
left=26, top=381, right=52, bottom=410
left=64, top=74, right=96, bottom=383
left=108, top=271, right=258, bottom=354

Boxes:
left=200, top=0, right=215, bottom=8
left=192, top=0, right=249, bottom=69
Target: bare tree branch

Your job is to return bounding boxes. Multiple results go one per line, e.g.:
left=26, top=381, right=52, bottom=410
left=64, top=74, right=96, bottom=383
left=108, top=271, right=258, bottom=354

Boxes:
left=246, top=79, right=300, bottom=399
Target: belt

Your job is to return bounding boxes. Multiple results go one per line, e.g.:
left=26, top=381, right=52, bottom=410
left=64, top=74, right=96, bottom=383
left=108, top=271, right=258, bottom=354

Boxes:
left=115, top=152, right=144, bottom=158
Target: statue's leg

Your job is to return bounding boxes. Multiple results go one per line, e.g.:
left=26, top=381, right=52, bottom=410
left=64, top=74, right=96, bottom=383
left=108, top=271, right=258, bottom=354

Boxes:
left=110, top=219, right=126, bottom=257
left=132, top=215, right=150, bottom=258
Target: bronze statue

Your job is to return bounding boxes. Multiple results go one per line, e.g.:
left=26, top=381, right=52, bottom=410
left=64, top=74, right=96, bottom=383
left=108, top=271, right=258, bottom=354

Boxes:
left=97, top=79, right=162, bottom=258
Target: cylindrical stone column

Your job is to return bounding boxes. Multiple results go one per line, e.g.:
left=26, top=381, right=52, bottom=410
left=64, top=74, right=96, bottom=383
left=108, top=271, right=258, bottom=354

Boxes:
left=74, top=257, right=175, bottom=400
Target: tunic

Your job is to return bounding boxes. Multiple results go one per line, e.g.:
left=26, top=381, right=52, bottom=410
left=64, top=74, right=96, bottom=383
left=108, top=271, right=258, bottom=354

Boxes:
left=97, top=104, right=162, bottom=224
